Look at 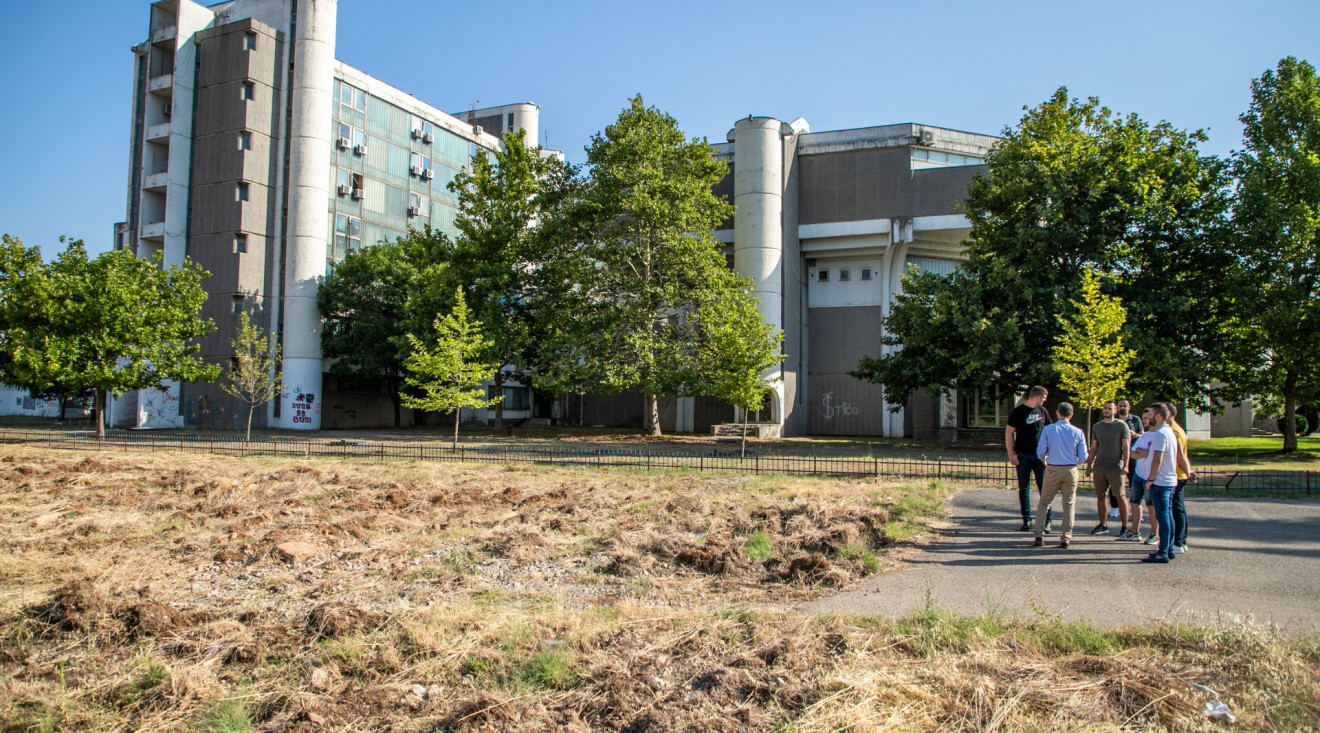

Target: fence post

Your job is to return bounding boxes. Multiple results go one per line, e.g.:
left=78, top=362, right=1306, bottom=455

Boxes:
left=873, top=457, right=878, bottom=477
left=937, top=460, right=942, bottom=480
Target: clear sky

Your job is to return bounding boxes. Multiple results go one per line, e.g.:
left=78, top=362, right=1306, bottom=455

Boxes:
left=1, top=0, right=1315, bottom=260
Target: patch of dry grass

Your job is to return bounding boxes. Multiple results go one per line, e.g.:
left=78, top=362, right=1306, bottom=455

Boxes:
left=2, top=447, right=1317, bottom=731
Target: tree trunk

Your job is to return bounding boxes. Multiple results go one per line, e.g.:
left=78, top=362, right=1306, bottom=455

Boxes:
left=453, top=409, right=460, bottom=452
left=246, top=404, right=255, bottom=444
left=1282, top=371, right=1299, bottom=453
left=95, top=390, right=106, bottom=440
left=646, top=393, right=662, bottom=437
left=493, top=371, right=505, bottom=432
left=741, top=408, right=749, bottom=458
left=56, top=394, right=67, bottom=428
left=392, top=392, right=402, bottom=429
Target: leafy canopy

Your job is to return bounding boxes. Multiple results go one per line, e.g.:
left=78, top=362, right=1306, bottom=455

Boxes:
left=1051, top=268, right=1134, bottom=424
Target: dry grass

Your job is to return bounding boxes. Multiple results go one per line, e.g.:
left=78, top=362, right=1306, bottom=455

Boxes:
left=1, top=447, right=1318, bottom=731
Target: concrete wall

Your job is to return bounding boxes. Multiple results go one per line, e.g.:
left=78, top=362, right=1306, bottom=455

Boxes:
left=805, top=305, right=888, bottom=435
left=797, top=149, right=987, bottom=225
left=1211, top=400, right=1255, bottom=438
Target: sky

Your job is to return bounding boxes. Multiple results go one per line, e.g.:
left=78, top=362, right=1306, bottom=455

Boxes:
left=1, top=0, right=1316, bottom=260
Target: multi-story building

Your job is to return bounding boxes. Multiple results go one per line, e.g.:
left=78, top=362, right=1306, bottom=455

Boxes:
left=110, top=0, right=539, bottom=430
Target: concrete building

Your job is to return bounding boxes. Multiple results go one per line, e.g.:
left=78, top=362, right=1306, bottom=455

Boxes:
left=110, top=0, right=539, bottom=430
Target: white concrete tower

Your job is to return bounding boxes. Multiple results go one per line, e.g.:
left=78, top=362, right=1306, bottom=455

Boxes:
left=731, top=117, right=786, bottom=424
left=277, top=0, right=337, bottom=429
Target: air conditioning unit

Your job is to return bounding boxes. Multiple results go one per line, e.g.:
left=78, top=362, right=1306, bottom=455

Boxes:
left=918, top=129, right=935, bottom=145
left=411, top=128, right=423, bottom=140
left=351, top=188, right=364, bottom=200
left=337, top=184, right=351, bottom=196
left=422, top=132, right=434, bottom=143
left=410, top=165, right=423, bottom=176
left=407, top=205, right=420, bottom=217
left=336, top=137, right=350, bottom=149
left=353, top=144, right=367, bottom=155
left=423, top=168, right=434, bottom=180
left=472, top=125, right=483, bottom=135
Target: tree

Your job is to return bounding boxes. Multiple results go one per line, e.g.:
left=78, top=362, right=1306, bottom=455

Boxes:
left=567, top=95, right=737, bottom=436
left=317, top=239, right=424, bottom=427
left=853, top=88, right=1232, bottom=409
left=448, top=130, right=579, bottom=430
left=222, top=312, right=281, bottom=442
left=693, top=288, right=785, bottom=456
left=3, top=240, right=219, bottom=438
left=1229, top=57, right=1320, bottom=453
left=1051, top=268, right=1134, bottom=440
left=399, top=289, right=502, bottom=450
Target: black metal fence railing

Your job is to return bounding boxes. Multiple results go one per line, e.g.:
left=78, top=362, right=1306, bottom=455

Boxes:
left=0, top=429, right=1314, bottom=494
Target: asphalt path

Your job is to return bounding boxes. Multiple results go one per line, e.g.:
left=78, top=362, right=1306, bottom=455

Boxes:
left=801, top=488, right=1320, bottom=634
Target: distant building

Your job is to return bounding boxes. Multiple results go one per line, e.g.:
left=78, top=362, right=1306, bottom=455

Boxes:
left=110, top=0, right=539, bottom=431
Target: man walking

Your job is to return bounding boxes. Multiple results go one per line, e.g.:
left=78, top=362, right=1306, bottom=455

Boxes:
left=1007, top=386, right=1051, bottom=532
left=1161, top=403, right=1197, bottom=555
left=1114, top=399, right=1144, bottom=521
left=1123, top=407, right=1158, bottom=542
left=1085, top=401, right=1130, bottom=535
left=1033, top=402, right=1088, bottom=549
left=1135, top=403, right=1179, bottom=563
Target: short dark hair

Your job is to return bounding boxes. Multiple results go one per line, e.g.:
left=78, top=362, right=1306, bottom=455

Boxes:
left=1029, top=386, right=1048, bottom=398
left=1149, top=403, right=1170, bottom=420
left=1057, top=402, right=1074, bottom=416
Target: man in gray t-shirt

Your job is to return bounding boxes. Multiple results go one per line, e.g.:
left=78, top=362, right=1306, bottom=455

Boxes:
left=1084, top=401, right=1131, bottom=535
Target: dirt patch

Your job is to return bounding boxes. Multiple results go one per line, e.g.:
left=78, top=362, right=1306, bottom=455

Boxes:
left=306, top=602, right=384, bottom=639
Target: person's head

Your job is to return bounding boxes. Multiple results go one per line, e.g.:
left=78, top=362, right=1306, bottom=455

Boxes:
left=1102, top=401, right=1116, bottom=420
left=1116, top=399, right=1132, bottom=416
left=1026, top=386, right=1048, bottom=407
left=1056, top=402, right=1074, bottom=423
left=1141, top=406, right=1155, bottom=429
left=1149, top=402, right=1169, bottom=426
left=1161, top=402, right=1180, bottom=427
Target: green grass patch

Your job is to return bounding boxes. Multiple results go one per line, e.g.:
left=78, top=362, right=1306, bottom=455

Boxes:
left=742, top=531, right=773, bottom=562
left=516, top=649, right=577, bottom=690
left=1188, top=435, right=1320, bottom=464
left=198, top=698, right=254, bottom=733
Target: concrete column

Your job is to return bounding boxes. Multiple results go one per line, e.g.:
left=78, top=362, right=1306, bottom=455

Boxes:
left=732, top=117, right=786, bottom=427
left=509, top=103, right=539, bottom=148
left=277, top=0, right=336, bottom=429
left=879, top=221, right=912, bottom=437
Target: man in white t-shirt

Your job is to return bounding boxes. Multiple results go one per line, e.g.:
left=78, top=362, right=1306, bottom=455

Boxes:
left=1121, top=410, right=1157, bottom=542
left=1130, top=403, right=1179, bottom=564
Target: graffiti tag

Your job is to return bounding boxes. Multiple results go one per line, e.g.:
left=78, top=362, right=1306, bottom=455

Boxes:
left=821, top=391, right=859, bottom=420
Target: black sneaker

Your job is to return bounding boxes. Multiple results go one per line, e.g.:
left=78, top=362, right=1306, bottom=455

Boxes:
left=1033, top=537, right=1044, bottom=547
left=1090, top=524, right=1108, bottom=535
left=1019, top=521, right=1032, bottom=532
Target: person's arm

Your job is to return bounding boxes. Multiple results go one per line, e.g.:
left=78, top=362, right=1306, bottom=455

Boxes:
left=1037, top=426, right=1050, bottom=462
left=1005, top=425, right=1019, bottom=466
left=1121, top=434, right=1131, bottom=472
left=1076, top=429, right=1088, bottom=464
left=1148, top=448, right=1165, bottom=479
left=1177, top=441, right=1195, bottom=480
left=1085, top=436, right=1098, bottom=473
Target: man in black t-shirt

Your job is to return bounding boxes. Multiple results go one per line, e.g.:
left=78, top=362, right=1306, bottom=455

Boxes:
left=1006, top=386, right=1052, bottom=531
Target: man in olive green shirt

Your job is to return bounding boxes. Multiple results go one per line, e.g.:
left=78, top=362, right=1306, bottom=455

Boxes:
left=1085, top=401, right=1131, bottom=535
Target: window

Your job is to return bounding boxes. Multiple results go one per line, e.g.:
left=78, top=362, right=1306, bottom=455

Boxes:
left=236, top=183, right=249, bottom=202
left=337, top=167, right=349, bottom=191
left=838, top=268, right=851, bottom=282
left=410, top=151, right=421, bottom=172
left=409, top=193, right=430, bottom=217
left=911, top=148, right=985, bottom=169
left=232, top=295, right=245, bottom=315
left=243, top=31, right=257, bottom=51
left=817, top=268, right=829, bottom=282
left=334, top=214, right=361, bottom=259
left=340, top=84, right=365, bottom=111
left=507, top=113, right=514, bottom=130
left=860, top=268, right=872, bottom=281
left=489, top=385, right=530, bottom=411
left=240, top=82, right=254, bottom=101
left=235, top=234, right=247, bottom=253
left=238, top=131, right=252, bottom=151
left=966, top=385, right=1017, bottom=428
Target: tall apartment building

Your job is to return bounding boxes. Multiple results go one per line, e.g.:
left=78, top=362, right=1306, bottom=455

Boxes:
left=111, top=0, right=539, bottom=431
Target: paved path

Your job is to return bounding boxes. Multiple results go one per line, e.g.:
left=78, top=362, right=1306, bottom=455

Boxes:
left=801, top=488, right=1320, bottom=634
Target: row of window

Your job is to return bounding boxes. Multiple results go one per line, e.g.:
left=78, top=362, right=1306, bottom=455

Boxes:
left=912, top=148, right=985, bottom=168
left=815, top=267, right=873, bottom=283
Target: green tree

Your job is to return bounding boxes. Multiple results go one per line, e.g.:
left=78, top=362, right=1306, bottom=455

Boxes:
left=1051, top=268, right=1134, bottom=440
left=317, top=239, right=424, bottom=427
left=222, top=311, right=281, bottom=442
left=568, top=95, right=736, bottom=436
left=3, top=240, right=218, bottom=438
left=1229, top=57, right=1320, bottom=453
left=693, top=288, right=785, bottom=455
left=853, top=88, right=1232, bottom=409
left=400, top=289, right=501, bottom=450
left=448, top=130, right=579, bottom=430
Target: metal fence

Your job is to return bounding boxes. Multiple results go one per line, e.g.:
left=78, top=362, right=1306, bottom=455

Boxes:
left=0, top=429, right=1314, bottom=493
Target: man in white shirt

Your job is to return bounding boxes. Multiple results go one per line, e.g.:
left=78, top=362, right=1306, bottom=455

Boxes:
left=1131, top=403, right=1180, bottom=564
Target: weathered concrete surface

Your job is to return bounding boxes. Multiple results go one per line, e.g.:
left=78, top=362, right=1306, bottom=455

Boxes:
left=801, top=489, right=1320, bottom=634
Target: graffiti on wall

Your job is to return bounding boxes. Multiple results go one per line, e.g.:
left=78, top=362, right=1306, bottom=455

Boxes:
left=821, top=391, right=859, bottom=420
left=184, top=395, right=227, bottom=429
left=282, top=387, right=320, bottom=425
left=0, top=387, right=60, bottom=417
left=140, top=386, right=184, bottom=428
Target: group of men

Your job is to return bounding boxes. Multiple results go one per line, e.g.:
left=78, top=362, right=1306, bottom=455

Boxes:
left=1006, top=387, right=1195, bottom=564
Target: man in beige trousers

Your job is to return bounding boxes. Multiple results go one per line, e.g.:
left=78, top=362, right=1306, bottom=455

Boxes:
left=1034, top=402, right=1089, bottom=549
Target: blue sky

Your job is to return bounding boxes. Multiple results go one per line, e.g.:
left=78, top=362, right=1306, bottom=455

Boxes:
left=1, top=0, right=1315, bottom=260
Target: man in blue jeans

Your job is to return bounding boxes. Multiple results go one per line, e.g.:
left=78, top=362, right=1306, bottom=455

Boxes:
left=1006, top=386, right=1052, bottom=532
left=1131, top=403, right=1180, bottom=563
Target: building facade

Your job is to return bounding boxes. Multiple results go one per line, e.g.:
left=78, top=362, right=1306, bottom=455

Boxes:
left=110, top=0, right=538, bottom=431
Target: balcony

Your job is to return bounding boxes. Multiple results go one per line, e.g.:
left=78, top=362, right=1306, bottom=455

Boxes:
left=142, top=172, right=168, bottom=192
left=140, top=221, right=166, bottom=241
left=146, top=122, right=171, bottom=143
left=151, top=25, right=176, bottom=46
left=148, top=73, right=173, bottom=95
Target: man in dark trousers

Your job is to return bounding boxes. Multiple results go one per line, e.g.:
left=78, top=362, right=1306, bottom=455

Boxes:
left=1006, top=386, right=1051, bottom=531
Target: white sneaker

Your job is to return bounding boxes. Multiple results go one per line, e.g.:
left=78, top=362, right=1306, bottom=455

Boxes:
left=1108, top=508, right=1120, bottom=519
left=1173, top=544, right=1187, bottom=554
left=1144, top=534, right=1159, bottom=546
